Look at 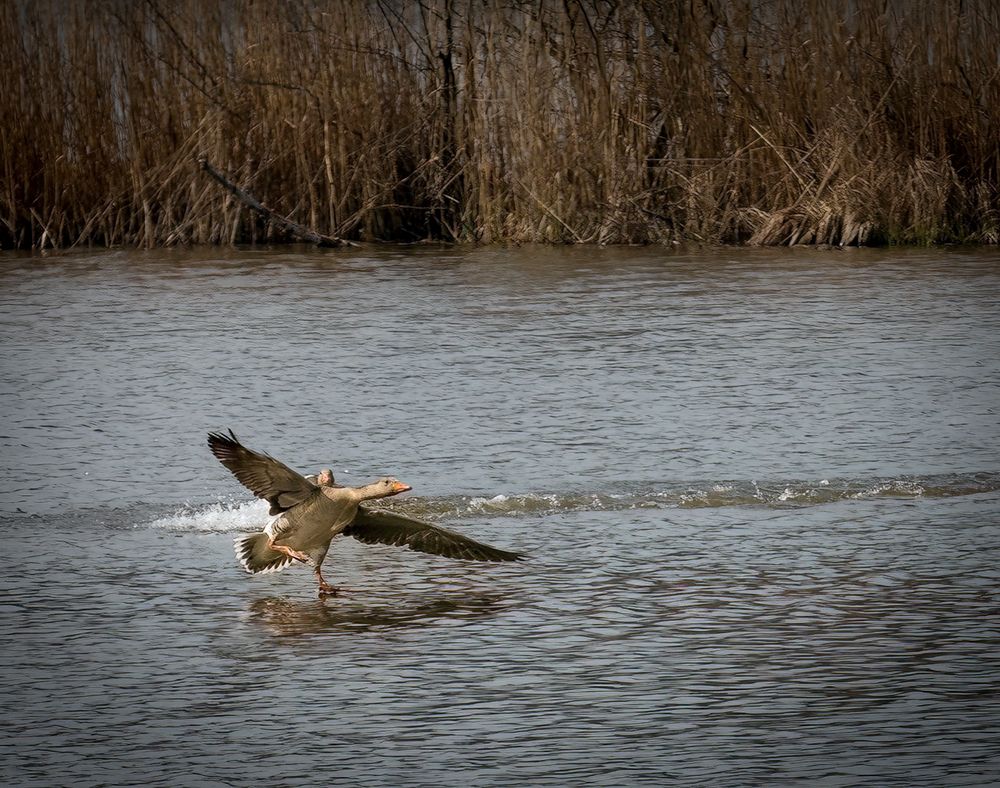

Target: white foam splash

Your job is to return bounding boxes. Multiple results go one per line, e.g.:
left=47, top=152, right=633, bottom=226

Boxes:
left=465, top=492, right=565, bottom=515
left=851, top=481, right=925, bottom=499
left=777, top=487, right=796, bottom=501
left=148, top=498, right=268, bottom=533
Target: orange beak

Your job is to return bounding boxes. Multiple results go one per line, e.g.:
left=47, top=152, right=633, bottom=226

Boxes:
left=391, top=480, right=412, bottom=493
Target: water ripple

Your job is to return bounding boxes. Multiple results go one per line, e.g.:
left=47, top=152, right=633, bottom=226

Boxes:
left=2, top=247, right=999, bottom=785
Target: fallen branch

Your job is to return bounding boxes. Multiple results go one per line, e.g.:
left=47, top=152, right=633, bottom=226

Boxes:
left=198, top=157, right=357, bottom=247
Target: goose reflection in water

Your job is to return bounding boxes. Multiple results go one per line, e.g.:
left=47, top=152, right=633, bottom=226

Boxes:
left=246, top=592, right=509, bottom=636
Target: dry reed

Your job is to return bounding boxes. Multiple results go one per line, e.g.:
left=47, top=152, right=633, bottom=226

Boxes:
left=2, top=0, right=998, bottom=249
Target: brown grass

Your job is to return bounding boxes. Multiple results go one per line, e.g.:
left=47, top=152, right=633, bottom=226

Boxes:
left=2, top=0, right=998, bottom=249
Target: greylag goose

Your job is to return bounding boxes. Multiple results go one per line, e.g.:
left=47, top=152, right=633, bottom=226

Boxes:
left=207, top=430, right=522, bottom=596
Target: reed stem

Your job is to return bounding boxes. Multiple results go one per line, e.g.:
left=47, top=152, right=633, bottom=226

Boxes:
left=2, top=0, right=997, bottom=249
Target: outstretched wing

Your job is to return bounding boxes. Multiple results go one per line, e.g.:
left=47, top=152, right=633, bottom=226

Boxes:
left=345, top=506, right=524, bottom=562
left=207, top=430, right=318, bottom=515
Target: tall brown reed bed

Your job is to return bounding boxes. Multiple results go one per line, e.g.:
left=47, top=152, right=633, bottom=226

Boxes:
left=2, top=0, right=998, bottom=249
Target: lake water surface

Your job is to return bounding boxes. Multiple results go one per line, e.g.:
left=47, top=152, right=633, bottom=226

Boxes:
left=1, top=245, right=998, bottom=785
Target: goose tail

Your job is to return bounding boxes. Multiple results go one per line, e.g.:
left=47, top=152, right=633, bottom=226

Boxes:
left=234, top=532, right=295, bottom=575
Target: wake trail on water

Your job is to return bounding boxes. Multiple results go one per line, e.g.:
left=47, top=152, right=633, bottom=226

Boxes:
left=146, top=471, right=1000, bottom=533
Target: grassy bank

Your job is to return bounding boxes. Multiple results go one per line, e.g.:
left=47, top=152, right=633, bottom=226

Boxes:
left=2, top=0, right=998, bottom=249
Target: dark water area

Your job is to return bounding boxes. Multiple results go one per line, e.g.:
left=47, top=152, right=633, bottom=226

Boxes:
left=1, top=246, right=999, bottom=785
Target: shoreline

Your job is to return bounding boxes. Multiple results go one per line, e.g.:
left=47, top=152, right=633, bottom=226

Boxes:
left=4, top=239, right=1000, bottom=258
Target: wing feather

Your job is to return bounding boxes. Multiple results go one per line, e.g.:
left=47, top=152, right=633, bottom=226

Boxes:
left=207, top=430, right=318, bottom=515
left=345, top=506, right=523, bottom=562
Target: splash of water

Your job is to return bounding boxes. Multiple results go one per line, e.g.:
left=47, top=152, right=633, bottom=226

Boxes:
left=145, top=472, right=1000, bottom=533
left=148, top=497, right=269, bottom=532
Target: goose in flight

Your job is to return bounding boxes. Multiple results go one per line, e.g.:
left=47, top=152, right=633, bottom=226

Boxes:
left=207, top=431, right=522, bottom=596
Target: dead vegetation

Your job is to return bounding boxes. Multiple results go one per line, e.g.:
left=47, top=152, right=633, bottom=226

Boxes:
left=2, top=0, right=998, bottom=249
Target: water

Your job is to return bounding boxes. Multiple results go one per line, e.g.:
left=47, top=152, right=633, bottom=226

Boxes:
left=1, top=245, right=998, bottom=785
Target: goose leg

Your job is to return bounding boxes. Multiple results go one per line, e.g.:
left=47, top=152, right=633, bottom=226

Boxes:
left=316, top=567, right=339, bottom=596
left=316, top=567, right=358, bottom=597
left=267, top=539, right=310, bottom=563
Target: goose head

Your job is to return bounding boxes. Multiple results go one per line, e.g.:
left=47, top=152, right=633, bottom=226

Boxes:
left=359, top=477, right=412, bottom=500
